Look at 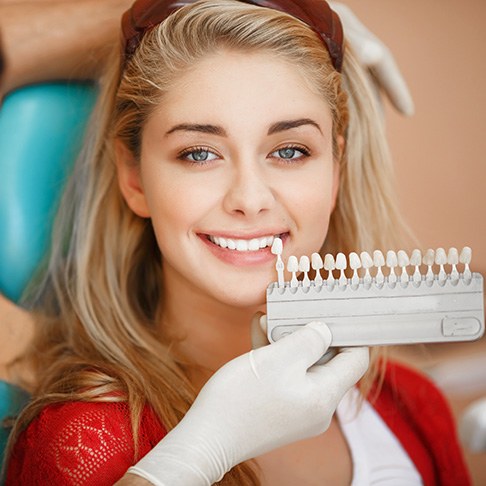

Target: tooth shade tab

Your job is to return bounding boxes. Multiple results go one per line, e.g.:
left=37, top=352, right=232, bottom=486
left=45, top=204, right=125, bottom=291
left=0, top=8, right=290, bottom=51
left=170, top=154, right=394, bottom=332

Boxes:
left=410, top=249, right=422, bottom=266
left=435, top=248, right=447, bottom=265
left=397, top=250, right=410, bottom=267
left=312, top=253, right=324, bottom=285
left=349, top=252, right=361, bottom=270
left=287, top=255, right=299, bottom=288
left=447, top=247, right=459, bottom=265
left=311, top=253, right=323, bottom=270
left=386, top=251, right=398, bottom=268
left=287, top=255, right=299, bottom=273
left=299, top=255, right=310, bottom=273
left=360, top=251, right=373, bottom=269
left=460, top=247, right=472, bottom=264
left=334, top=253, right=347, bottom=286
left=373, top=250, right=385, bottom=267
left=271, top=237, right=283, bottom=255
left=336, top=253, right=347, bottom=270
left=460, top=247, right=472, bottom=280
left=324, top=254, right=336, bottom=271
left=423, top=249, right=435, bottom=266
left=299, top=256, right=311, bottom=287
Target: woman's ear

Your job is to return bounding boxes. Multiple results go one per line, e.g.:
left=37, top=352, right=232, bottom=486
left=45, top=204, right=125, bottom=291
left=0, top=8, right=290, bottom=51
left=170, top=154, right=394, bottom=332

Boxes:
left=114, top=140, right=150, bottom=218
left=331, top=135, right=345, bottom=212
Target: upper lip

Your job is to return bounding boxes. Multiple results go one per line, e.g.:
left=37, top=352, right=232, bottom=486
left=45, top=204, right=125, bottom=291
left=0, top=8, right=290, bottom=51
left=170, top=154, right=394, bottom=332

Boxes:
left=200, top=230, right=289, bottom=239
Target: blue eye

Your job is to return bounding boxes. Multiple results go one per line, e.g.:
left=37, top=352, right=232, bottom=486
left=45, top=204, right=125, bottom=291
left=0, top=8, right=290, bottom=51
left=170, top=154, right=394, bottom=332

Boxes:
left=270, top=145, right=310, bottom=161
left=179, top=147, right=219, bottom=164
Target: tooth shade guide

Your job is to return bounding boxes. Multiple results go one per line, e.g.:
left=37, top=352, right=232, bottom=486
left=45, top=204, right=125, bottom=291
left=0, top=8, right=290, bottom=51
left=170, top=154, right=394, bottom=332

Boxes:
left=272, top=247, right=478, bottom=289
left=267, top=247, right=484, bottom=347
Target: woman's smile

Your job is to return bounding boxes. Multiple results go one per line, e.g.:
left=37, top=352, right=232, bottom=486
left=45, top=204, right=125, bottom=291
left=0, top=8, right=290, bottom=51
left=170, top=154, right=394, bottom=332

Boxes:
left=198, top=231, right=290, bottom=266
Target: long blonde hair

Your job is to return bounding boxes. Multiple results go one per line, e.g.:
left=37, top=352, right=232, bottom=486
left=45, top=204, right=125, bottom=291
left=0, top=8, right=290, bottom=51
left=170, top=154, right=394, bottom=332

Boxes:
left=6, top=1, right=409, bottom=483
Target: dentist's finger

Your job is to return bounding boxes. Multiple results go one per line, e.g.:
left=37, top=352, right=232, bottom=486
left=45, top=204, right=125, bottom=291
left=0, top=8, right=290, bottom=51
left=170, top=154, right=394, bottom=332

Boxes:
left=311, top=346, right=370, bottom=393
left=269, top=321, right=333, bottom=369
left=250, top=312, right=269, bottom=349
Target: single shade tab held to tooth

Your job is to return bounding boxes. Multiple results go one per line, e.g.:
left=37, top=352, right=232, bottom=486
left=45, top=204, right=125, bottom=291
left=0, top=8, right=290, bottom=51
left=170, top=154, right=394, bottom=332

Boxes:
left=271, top=237, right=285, bottom=288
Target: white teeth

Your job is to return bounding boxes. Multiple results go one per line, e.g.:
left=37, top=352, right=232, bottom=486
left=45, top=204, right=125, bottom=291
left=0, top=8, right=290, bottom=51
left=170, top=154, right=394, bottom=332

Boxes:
left=219, top=237, right=227, bottom=249
left=248, top=238, right=260, bottom=251
left=209, top=234, right=277, bottom=251
left=236, top=240, right=249, bottom=251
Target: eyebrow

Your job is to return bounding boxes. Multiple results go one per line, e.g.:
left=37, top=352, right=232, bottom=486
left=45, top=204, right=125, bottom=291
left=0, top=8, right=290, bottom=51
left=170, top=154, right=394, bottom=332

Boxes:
left=267, top=118, right=322, bottom=135
left=165, top=118, right=322, bottom=137
left=165, top=123, right=227, bottom=137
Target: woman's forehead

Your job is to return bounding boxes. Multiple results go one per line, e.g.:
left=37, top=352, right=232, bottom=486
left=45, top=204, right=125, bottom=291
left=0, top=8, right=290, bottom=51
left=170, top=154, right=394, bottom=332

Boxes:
left=145, top=50, right=332, bottom=135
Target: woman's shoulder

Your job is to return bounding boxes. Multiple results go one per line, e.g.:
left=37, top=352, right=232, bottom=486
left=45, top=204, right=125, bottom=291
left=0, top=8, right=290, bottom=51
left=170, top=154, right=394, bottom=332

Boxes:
left=372, top=359, right=471, bottom=486
left=6, top=400, right=166, bottom=485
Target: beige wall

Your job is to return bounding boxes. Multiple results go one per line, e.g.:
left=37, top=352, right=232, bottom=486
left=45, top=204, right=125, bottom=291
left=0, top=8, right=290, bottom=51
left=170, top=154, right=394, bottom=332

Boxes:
left=344, top=0, right=486, bottom=273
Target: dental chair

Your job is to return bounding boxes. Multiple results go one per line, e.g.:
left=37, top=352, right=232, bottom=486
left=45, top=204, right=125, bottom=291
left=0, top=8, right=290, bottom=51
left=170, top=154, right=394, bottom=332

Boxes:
left=0, top=82, right=97, bottom=464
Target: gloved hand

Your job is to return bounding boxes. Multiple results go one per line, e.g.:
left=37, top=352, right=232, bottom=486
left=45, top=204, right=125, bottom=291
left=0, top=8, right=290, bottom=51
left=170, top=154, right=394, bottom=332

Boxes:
left=127, top=321, right=369, bottom=485
left=330, top=2, right=415, bottom=116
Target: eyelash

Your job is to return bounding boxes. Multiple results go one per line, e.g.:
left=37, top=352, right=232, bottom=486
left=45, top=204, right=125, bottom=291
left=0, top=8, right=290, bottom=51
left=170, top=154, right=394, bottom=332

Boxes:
left=176, top=143, right=311, bottom=166
left=269, top=144, right=311, bottom=163
left=177, top=146, right=220, bottom=165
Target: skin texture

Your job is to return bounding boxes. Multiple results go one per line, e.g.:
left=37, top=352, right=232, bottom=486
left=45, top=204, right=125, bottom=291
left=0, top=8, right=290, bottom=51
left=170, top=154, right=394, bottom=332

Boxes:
left=117, top=50, right=341, bottom=374
left=0, top=293, right=33, bottom=383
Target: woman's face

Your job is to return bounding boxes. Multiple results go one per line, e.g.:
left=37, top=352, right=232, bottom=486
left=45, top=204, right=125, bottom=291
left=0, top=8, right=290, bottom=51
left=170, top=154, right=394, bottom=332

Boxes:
left=119, top=50, right=340, bottom=307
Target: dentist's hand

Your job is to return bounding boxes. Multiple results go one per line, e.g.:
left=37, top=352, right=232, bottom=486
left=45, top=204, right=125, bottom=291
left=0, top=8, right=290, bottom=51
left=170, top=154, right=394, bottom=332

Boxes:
left=330, top=2, right=415, bottom=116
left=126, top=321, right=369, bottom=485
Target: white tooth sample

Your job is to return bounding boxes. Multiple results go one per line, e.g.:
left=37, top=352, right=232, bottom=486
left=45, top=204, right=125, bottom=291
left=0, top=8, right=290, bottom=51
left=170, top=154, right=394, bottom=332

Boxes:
left=435, top=247, right=447, bottom=282
left=248, top=238, right=260, bottom=251
left=349, top=252, right=361, bottom=286
left=447, top=247, right=459, bottom=281
left=460, top=247, right=472, bottom=280
left=324, top=253, right=336, bottom=285
left=373, top=250, right=385, bottom=284
left=236, top=240, right=249, bottom=251
left=360, top=251, right=373, bottom=284
left=287, top=255, right=299, bottom=288
left=299, top=255, right=311, bottom=287
left=397, top=250, right=410, bottom=283
left=311, top=252, right=324, bottom=286
left=335, top=252, right=347, bottom=287
left=410, top=249, right=422, bottom=283
left=227, top=239, right=236, bottom=250
left=271, top=237, right=284, bottom=288
left=386, top=250, right=398, bottom=284
left=423, top=249, right=435, bottom=282
left=271, top=237, right=282, bottom=255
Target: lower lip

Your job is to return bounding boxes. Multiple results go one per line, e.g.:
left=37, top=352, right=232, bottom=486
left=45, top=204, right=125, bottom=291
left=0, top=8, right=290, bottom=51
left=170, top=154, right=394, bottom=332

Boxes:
left=198, top=234, right=288, bottom=266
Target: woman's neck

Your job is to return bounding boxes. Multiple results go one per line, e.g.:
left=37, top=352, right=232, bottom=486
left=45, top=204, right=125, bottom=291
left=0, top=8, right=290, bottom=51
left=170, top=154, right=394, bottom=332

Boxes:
left=160, top=267, right=265, bottom=376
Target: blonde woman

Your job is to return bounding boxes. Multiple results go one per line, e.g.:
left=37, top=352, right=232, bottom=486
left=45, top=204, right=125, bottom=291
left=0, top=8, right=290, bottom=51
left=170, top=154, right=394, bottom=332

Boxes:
left=4, top=1, right=469, bottom=485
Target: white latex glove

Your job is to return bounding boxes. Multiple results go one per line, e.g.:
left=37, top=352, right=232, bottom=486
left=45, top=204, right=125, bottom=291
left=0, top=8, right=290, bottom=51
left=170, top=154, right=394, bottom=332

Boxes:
left=330, top=2, right=415, bottom=116
left=128, top=321, right=369, bottom=485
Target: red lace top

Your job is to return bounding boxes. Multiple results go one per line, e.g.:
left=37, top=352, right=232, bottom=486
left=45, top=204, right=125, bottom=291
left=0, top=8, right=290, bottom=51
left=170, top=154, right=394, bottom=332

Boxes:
left=5, top=361, right=471, bottom=485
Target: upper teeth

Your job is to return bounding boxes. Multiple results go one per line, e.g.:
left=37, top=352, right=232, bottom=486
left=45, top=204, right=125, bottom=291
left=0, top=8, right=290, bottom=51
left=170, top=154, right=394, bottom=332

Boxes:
left=209, top=235, right=276, bottom=251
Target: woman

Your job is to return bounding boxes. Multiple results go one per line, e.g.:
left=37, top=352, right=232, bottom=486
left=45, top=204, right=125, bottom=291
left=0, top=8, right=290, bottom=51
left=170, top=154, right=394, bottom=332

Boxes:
left=4, top=1, right=469, bottom=484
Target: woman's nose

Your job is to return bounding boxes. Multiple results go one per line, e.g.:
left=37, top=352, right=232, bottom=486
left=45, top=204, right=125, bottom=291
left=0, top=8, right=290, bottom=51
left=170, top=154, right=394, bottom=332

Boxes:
left=222, top=164, right=276, bottom=218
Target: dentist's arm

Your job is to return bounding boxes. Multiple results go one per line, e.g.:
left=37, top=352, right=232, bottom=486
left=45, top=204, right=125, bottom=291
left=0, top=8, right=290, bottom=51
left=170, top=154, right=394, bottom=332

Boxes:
left=331, top=2, right=415, bottom=116
left=119, top=322, right=369, bottom=485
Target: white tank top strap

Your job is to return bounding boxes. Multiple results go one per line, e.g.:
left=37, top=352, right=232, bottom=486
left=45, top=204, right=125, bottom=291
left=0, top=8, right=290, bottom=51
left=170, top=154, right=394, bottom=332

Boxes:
left=336, top=387, right=423, bottom=486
